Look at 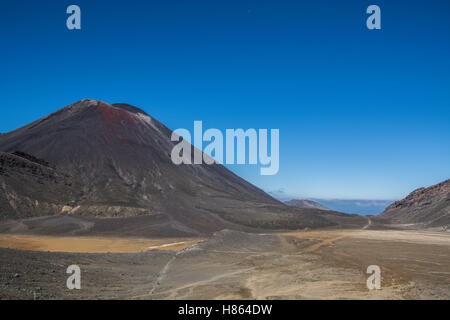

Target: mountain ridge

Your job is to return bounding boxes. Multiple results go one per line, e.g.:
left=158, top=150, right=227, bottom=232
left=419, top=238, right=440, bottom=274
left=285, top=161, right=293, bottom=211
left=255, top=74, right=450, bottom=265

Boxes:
left=285, top=199, right=330, bottom=211
left=380, top=179, right=450, bottom=228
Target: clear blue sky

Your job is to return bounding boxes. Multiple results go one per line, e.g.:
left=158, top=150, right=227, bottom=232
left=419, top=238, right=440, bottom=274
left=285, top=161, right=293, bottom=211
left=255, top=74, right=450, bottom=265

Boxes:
left=1, top=0, right=449, bottom=200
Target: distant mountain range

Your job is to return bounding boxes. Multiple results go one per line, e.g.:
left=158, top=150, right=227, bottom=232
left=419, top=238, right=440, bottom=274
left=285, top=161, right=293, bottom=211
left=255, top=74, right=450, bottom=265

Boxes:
left=268, top=189, right=394, bottom=215
left=309, top=199, right=394, bottom=215
left=0, top=99, right=367, bottom=236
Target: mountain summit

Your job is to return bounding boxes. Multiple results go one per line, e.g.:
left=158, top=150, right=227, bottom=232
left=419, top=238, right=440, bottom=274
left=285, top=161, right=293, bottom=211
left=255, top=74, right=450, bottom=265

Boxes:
left=0, top=100, right=365, bottom=236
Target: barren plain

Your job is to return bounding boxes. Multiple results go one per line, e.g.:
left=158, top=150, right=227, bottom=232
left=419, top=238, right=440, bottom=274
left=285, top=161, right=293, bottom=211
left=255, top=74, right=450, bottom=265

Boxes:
left=0, top=228, right=448, bottom=300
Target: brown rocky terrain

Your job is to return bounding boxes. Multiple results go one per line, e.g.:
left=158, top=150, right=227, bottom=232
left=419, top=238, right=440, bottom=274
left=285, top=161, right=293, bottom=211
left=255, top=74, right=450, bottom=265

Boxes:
left=1, top=229, right=449, bottom=300
left=380, top=179, right=450, bottom=228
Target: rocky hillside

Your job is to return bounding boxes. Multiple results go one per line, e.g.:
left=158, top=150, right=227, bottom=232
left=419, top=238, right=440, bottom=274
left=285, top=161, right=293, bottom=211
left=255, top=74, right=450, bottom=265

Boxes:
left=0, top=151, right=80, bottom=220
left=380, top=179, right=450, bottom=228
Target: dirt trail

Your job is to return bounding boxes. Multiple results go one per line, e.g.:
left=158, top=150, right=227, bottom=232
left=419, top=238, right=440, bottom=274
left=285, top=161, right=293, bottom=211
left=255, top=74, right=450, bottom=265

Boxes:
left=303, top=235, right=346, bottom=253
left=362, top=217, right=372, bottom=230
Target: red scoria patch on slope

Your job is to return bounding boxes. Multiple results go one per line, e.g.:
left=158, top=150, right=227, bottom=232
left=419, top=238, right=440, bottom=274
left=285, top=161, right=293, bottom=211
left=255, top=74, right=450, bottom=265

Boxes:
left=97, top=101, right=151, bottom=146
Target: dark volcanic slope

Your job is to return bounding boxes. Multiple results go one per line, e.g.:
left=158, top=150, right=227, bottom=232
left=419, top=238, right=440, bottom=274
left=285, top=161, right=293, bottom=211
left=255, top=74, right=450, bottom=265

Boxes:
left=0, top=152, right=81, bottom=220
left=0, top=100, right=366, bottom=236
left=380, top=179, right=450, bottom=227
left=285, top=199, right=330, bottom=211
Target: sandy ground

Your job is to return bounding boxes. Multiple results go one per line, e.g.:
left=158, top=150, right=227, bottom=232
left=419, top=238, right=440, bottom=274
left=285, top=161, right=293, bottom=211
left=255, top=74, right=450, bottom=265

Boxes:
left=0, top=235, right=203, bottom=253
left=0, top=229, right=449, bottom=300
